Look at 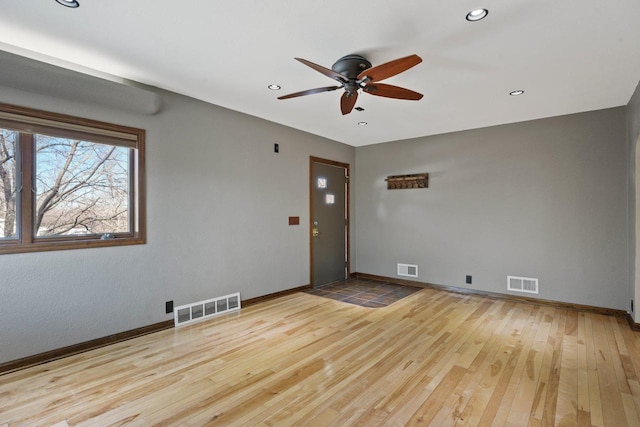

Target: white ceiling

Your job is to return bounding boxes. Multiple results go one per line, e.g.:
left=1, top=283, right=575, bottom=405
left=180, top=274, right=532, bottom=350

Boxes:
left=1, top=1, right=639, bottom=147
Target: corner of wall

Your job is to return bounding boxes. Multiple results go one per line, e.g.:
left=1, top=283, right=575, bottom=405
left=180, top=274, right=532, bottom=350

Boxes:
left=627, top=80, right=640, bottom=322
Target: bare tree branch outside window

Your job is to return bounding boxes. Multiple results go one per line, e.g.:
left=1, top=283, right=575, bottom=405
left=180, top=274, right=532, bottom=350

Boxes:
left=0, top=129, right=17, bottom=238
left=35, top=135, right=130, bottom=236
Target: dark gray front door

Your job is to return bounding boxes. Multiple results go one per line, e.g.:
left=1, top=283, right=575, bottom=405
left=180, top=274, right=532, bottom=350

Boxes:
left=311, top=158, right=348, bottom=287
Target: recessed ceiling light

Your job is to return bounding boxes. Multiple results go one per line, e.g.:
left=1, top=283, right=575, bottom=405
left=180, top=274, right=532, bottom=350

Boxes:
left=268, top=84, right=281, bottom=90
left=357, top=121, right=368, bottom=126
left=509, top=90, right=525, bottom=96
left=466, top=8, right=488, bottom=21
left=55, top=0, right=80, bottom=8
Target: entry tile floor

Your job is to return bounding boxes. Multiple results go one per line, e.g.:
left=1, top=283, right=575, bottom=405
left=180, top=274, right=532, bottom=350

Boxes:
left=305, top=278, right=421, bottom=308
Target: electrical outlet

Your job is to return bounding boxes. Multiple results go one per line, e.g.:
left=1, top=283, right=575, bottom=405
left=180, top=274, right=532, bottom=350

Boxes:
left=632, top=299, right=634, bottom=313
left=466, top=275, right=472, bottom=284
left=166, top=300, right=174, bottom=314
left=274, top=143, right=279, bottom=153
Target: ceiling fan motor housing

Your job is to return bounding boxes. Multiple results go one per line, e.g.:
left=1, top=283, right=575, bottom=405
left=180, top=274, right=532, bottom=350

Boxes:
left=331, top=54, right=372, bottom=79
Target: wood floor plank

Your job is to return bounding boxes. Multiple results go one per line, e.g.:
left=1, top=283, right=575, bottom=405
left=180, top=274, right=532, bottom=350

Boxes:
left=1, top=289, right=640, bottom=426
left=424, top=300, right=502, bottom=425
left=474, top=303, right=536, bottom=426
left=576, top=312, right=592, bottom=426
left=555, top=334, right=577, bottom=426
left=593, top=313, right=629, bottom=427
left=585, top=313, right=605, bottom=427
left=485, top=305, right=543, bottom=427
left=452, top=302, right=524, bottom=426
left=528, top=307, right=564, bottom=425
left=542, top=309, right=567, bottom=427
left=492, top=306, right=542, bottom=427
left=617, top=317, right=640, bottom=421
left=504, top=306, right=552, bottom=426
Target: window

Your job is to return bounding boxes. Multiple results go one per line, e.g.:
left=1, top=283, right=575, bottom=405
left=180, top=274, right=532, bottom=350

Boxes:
left=0, top=103, right=145, bottom=254
left=0, top=128, right=17, bottom=240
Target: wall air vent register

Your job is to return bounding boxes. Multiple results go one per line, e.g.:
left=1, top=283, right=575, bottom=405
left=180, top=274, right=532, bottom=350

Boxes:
left=507, top=276, right=539, bottom=294
left=397, top=263, right=418, bottom=278
left=174, top=293, right=241, bottom=327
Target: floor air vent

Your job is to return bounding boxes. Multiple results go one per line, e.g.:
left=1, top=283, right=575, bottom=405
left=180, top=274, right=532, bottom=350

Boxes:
left=174, top=292, right=241, bottom=327
left=397, top=263, right=418, bottom=278
left=507, top=276, right=539, bottom=294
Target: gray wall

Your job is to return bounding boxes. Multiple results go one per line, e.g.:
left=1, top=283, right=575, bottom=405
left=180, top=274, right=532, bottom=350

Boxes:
left=0, top=75, right=355, bottom=363
left=355, top=108, right=629, bottom=310
left=0, top=51, right=634, bottom=365
left=628, top=81, right=640, bottom=321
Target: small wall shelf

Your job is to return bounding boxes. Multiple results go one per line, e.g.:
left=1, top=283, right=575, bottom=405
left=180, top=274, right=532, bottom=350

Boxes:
left=385, top=173, right=429, bottom=190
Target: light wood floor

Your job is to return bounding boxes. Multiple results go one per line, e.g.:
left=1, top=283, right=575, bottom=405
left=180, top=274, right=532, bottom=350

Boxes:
left=1, top=287, right=640, bottom=426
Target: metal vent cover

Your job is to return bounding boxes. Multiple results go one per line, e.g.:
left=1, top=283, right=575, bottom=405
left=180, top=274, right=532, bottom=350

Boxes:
left=397, top=263, right=418, bottom=278
left=174, top=292, right=241, bottom=327
left=507, top=276, right=539, bottom=294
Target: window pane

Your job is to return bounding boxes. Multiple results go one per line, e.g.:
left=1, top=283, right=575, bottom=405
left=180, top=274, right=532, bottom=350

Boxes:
left=0, top=128, right=18, bottom=239
left=35, top=135, right=130, bottom=237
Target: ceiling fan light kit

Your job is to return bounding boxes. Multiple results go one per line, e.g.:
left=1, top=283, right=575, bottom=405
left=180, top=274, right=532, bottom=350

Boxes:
left=278, top=54, right=424, bottom=115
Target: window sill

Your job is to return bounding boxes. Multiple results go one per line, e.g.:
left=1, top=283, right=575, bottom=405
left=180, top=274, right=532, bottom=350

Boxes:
left=0, top=235, right=146, bottom=255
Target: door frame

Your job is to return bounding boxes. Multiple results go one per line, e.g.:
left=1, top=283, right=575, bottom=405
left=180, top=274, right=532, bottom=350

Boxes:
left=309, top=156, right=350, bottom=287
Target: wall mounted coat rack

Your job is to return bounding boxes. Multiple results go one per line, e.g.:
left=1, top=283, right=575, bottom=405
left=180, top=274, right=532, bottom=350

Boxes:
left=385, top=173, right=429, bottom=190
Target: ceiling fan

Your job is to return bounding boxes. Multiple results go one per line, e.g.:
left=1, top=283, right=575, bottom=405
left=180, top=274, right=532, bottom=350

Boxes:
left=277, top=54, right=424, bottom=115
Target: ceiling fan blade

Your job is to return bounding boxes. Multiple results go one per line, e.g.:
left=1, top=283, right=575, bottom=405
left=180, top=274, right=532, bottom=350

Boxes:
left=340, top=91, right=358, bottom=115
left=357, top=54, right=422, bottom=83
left=363, top=83, right=423, bottom=100
left=295, top=58, right=347, bottom=83
left=277, top=85, right=342, bottom=100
